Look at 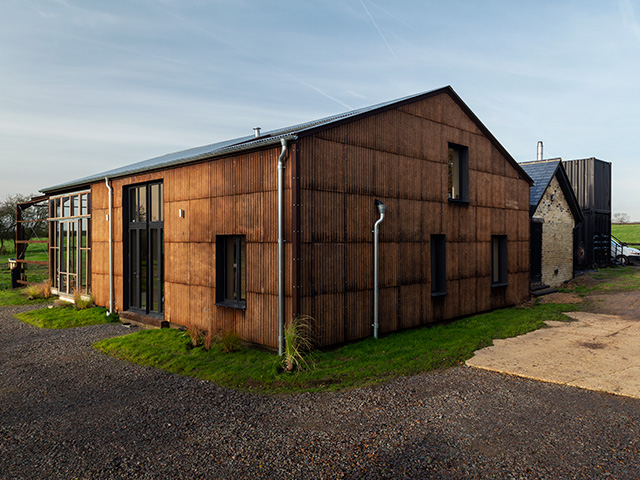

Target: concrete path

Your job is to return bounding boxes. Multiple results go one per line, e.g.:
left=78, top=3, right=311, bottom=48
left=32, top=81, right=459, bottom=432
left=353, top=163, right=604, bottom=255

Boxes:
left=466, top=311, right=640, bottom=399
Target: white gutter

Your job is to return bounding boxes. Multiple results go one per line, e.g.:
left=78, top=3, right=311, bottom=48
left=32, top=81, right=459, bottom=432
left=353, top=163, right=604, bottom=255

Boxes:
left=372, top=200, right=386, bottom=339
left=105, top=177, right=114, bottom=315
left=277, top=138, right=288, bottom=356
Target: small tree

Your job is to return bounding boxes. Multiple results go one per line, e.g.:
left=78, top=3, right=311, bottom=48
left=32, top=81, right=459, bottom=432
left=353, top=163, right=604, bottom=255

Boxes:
left=612, top=212, right=630, bottom=224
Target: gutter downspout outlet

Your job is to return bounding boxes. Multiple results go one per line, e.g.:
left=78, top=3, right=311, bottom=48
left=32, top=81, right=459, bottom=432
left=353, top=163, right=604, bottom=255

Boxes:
left=277, top=138, right=288, bottom=356
left=105, top=177, right=114, bottom=315
left=372, top=199, right=386, bottom=339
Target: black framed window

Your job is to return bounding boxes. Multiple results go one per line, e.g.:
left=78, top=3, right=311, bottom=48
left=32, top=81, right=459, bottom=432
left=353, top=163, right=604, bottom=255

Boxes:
left=431, top=234, right=447, bottom=296
left=491, top=235, right=508, bottom=287
left=126, top=182, right=164, bottom=315
left=448, top=143, right=469, bottom=202
left=216, top=235, right=246, bottom=308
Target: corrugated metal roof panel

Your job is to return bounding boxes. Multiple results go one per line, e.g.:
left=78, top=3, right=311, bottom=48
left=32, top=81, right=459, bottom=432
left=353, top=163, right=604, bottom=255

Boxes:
left=41, top=90, right=434, bottom=193
left=42, top=86, right=532, bottom=193
left=41, top=132, right=297, bottom=193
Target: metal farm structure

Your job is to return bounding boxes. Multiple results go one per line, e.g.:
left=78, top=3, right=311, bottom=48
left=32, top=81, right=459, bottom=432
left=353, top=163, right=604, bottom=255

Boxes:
left=563, top=158, right=612, bottom=270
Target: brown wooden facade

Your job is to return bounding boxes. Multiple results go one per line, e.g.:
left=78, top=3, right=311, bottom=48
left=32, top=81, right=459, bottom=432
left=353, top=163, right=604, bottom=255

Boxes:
left=48, top=87, right=532, bottom=349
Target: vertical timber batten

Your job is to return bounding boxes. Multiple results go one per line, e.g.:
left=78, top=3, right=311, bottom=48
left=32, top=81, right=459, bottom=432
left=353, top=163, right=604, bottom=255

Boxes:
left=292, top=143, right=301, bottom=320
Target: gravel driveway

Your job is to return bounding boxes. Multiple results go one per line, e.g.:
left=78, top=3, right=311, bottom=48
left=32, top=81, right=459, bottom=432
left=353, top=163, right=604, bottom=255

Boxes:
left=2, top=304, right=640, bottom=479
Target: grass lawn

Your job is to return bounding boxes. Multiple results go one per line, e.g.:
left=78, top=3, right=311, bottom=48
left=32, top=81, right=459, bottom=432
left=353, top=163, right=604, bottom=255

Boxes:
left=0, top=247, right=15, bottom=291
left=591, top=265, right=640, bottom=291
left=560, top=265, right=640, bottom=296
left=1, top=239, right=49, bottom=290
left=0, top=288, right=53, bottom=306
left=612, top=223, right=640, bottom=244
left=15, top=305, right=119, bottom=329
left=95, top=302, right=578, bottom=395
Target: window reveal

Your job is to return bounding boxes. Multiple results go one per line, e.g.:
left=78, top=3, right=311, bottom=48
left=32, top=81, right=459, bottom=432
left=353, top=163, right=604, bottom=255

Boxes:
left=448, top=143, right=469, bottom=202
left=216, top=235, right=246, bottom=308
left=491, top=235, right=508, bottom=286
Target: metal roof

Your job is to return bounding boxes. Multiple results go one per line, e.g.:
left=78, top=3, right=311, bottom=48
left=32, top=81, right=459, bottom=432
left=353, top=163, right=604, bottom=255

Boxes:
left=519, top=159, right=562, bottom=207
left=519, top=158, right=583, bottom=223
left=42, top=86, right=532, bottom=193
left=41, top=90, right=436, bottom=194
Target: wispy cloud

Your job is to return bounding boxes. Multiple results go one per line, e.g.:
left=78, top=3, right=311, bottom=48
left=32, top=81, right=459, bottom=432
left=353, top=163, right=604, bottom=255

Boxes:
left=619, top=0, right=640, bottom=43
left=359, top=0, right=396, bottom=58
left=365, top=0, right=422, bottom=35
left=155, top=3, right=354, bottom=110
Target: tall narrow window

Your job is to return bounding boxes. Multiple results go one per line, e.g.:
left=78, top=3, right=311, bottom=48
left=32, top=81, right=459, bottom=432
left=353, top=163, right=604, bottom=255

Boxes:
left=431, top=234, right=447, bottom=295
left=126, top=181, right=164, bottom=315
left=216, top=235, right=247, bottom=308
left=448, top=143, right=469, bottom=202
left=491, top=235, right=508, bottom=286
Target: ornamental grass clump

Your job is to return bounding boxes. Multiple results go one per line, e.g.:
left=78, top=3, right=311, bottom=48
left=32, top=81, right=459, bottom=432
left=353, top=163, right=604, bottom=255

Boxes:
left=218, top=330, right=240, bottom=353
left=184, top=325, right=239, bottom=353
left=26, top=281, right=52, bottom=300
left=186, top=324, right=202, bottom=348
left=73, top=289, right=93, bottom=310
left=282, top=315, right=314, bottom=372
left=203, top=329, right=214, bottom=351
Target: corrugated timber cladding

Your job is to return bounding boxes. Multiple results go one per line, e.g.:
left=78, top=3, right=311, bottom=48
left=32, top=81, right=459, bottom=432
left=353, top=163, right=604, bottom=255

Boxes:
left=90, top=90, right=530, bottom=349
left=90, top=145, right=291, bottom=348
left=563, top=158, right=611, bottom=270
left=297, top=93, right=530, bottom=347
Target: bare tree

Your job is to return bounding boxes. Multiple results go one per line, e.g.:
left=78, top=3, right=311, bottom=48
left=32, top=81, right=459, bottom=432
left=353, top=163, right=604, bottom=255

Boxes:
left=612, top=212, right=631, bottom=224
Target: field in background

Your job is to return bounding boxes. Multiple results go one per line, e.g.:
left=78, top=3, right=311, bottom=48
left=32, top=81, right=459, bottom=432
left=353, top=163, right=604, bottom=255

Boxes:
left=0, top=239, right=49, bottom=290
left=612, top=224, right=640, bottom=245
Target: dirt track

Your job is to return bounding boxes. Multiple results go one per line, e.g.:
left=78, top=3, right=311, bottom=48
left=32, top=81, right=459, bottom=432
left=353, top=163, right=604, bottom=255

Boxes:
left=468, top=266, right=640, bottom=399
left=540, top=266, right=640, bottom=320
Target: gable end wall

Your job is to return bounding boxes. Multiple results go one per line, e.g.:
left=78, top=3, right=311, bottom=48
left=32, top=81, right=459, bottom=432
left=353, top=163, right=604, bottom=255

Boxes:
left=297, top=92, right=531, bottom=347
left=534, top=175, right=576, bottom=287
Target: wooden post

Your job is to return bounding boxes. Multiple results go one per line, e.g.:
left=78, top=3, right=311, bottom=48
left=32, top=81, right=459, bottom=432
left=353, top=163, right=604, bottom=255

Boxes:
left=13, top=204, right=25, bottom=288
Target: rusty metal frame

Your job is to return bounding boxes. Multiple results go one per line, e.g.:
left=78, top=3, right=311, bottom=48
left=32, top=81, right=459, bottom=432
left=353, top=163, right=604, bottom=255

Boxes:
left=13, top=195, right=50, bottom=288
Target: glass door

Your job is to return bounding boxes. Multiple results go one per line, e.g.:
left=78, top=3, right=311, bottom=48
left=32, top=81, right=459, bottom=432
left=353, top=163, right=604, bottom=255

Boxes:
left=127, top=182, right=163, bottom=315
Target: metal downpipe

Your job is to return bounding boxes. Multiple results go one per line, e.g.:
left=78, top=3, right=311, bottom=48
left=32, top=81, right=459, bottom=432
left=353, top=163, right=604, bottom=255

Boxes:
left=277, top=138, right=288, bottom=356
left=372, top=200, right=386, bottom=339
left=104, top=177, right=114, bottom=315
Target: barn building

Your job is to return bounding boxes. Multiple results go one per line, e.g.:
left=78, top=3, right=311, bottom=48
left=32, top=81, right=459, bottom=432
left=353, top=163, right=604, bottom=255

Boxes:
left=40, top=86, right=532, bottom=349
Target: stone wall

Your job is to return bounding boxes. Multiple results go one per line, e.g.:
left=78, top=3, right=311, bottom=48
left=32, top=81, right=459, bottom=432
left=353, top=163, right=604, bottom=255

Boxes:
left=534, top=175, right=575, bottom=287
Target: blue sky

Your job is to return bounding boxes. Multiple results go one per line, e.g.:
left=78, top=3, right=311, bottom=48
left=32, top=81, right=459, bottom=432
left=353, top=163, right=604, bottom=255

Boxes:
left=2, top=0, right=639, bottom=218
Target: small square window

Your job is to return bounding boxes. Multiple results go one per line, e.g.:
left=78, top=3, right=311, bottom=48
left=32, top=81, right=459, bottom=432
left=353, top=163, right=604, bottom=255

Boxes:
left=448, top=143, right=469, bottom=202
left=216, top=235, right=246, bottom=308
left=431, top=234, right=447, bottom=296
left=491, top=235, right=508, bottom=287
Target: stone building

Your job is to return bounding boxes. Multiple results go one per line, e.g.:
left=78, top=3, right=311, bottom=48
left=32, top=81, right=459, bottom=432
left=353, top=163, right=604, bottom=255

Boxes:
left=520, top=159, right=583, bottom=289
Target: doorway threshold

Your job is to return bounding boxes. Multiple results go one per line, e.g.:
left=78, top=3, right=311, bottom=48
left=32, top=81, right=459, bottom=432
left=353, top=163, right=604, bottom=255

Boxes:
left=120, top=311, right=168, bottom=329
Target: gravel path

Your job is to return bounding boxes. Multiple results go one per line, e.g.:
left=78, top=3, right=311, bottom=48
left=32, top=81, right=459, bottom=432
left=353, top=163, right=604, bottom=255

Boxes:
left=2, top=305, right=640, bottom=479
